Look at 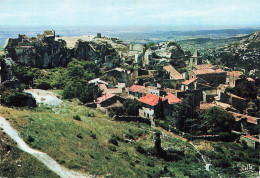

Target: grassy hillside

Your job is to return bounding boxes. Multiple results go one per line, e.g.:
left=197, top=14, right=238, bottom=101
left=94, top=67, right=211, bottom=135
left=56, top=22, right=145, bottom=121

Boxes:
left=0, top=130, right=59, bottom=177
left=0, top=96, right=209, bottom=177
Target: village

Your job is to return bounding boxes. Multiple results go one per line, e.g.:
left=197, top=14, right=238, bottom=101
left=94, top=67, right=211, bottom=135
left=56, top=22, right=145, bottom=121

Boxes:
left=1, top=31, right=259, bottom=150
left=82, top=33, right=260, bottom=149
left=0, top=30, right=260, bottom=177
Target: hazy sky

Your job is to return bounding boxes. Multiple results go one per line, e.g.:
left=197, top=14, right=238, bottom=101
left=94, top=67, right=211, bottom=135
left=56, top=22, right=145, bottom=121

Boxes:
left=0, top=0, right=260, bottom=29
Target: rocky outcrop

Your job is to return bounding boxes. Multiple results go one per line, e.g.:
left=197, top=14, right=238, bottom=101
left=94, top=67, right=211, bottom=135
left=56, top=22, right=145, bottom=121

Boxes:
left=4, top=31, right=116, bottom=68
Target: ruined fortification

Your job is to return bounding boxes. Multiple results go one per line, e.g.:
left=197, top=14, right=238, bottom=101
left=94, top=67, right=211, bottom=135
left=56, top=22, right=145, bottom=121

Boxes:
left=4, top=30, right=112, bottom=68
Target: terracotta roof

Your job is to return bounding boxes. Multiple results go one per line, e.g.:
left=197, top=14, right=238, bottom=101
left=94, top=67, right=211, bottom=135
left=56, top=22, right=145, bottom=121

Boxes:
left=200, top=103, right=217, bottom=110
left=165, top=93, right=181, bottom=104
left=226, top=71, right=243, bottom=77
left=163, top=88, right=177, bottom=94
left=182, top=78, right=197, bottom=85
left=242, top=135, right=260, bottom=142
left=228, top=111, right=258, bottom=125
left=96, top=93, right=115, bottom=104
left=139, top=87, right=148, bottom=94
left=193, top=68, right=226, bottom=75
left=106, top=88, right=122, bottom=94
left=129, top=85, right=145, bottom=92
left=227, top=92, right=247, bottom=100
left=147, top=86, right=158, bottom=90
left=139, top=94, right=166, bottom=106
left=163, top=65, right=184, bottom=80
left=247, top=77, right=255, bottom=82
left=99, top=84, right=108, bottom=92
left=194, top=64, right=214, bottom=70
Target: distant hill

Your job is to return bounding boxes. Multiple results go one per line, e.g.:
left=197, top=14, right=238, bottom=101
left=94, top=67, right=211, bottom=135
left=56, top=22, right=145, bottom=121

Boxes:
left=209, top=31, right=260, bottom=72
left=176, top=35, right=251, bottom=53
left=0, top=28, right=258, bottom=47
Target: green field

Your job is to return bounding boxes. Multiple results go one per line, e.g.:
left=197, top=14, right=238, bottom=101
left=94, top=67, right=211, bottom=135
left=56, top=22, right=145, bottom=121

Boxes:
left=0, top=97, right=209, bottom=177
left=0, top=130, right=59, bottom=177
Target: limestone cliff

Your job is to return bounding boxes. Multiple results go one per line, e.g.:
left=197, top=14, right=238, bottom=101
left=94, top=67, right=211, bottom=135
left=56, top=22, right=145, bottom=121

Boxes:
left=4, top=31, right=115, bottom=68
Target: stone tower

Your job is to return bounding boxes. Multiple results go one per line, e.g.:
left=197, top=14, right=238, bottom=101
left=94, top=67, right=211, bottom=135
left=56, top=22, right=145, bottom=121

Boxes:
left=189, top=50, right=201, bottom=70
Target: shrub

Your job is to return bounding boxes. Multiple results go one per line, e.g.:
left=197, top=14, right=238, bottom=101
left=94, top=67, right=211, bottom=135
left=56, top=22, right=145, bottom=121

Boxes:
left=108, top=134, right=119, bottom=146
left=77, top=134, right=83, bottom=139
left=90, top=131, right=97, bottom=139
left=73, top=115, right=81, bottom=121
left=108, top=145, right=117, bottom=152
left=27, top=135, right=35, bottom=142
left=135, top=145, right=146, bottom=154
left=1, top=90, right=36, bottom=107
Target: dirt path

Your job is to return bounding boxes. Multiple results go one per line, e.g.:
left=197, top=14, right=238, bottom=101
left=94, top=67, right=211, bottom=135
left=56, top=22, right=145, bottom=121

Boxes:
left=0, top=116, right=92, bottom=178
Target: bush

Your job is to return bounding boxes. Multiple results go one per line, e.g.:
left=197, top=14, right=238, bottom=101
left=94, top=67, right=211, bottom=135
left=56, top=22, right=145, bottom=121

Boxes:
left=213, top=157, right=232, bottom=168
left=90, top=131, right=96, bottom=139
left=1, top=90, right=36, bottom=107
left=135, top=145, right=146, bottom=154
left=73, top=115, right=81, bottom=121
left=108, top=134, right=119, bottom=146
left=108, top=145, right=117, bottom=152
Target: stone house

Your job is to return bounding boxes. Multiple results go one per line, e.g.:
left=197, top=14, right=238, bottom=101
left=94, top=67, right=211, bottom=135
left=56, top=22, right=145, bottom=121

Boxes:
left=128, top=85, right=147, bottom=98
left=229, top=111, right=260, bottom=135
left=181, top=78, right=197, bottom=91
left=226, top=93, right=249, bottom=113
left=163, top=65, right=184, bottom=89
left=226, top=71, right=243, bottom=87
left=202, top=89, right=218, bottom=103
left=96, top=93, right=125, bottom=108
left=240, top=135, right=259, bottom=149
left=105, top=67, right=131, bottom=86
left=163, top=65, right=184, bottom=81
left=138, top=93, right=181, bottom=124
left=189, top=68, right=226, bottom=87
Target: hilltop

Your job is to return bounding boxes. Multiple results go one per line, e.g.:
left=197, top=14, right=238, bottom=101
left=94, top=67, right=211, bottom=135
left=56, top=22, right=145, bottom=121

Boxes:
left=208, top=30, right=260, bottom=73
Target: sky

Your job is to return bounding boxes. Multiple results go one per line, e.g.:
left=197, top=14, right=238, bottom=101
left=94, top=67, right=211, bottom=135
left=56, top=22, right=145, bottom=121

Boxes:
left=0, top=0, right=260, bottom=30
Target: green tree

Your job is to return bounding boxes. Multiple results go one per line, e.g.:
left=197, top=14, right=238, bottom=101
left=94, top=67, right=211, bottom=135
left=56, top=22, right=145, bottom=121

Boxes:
left=170, top=95, right=197, bottom=132
left=122, top=99, right=142, bottom=116
left=155, top=97, right=165, bottom=120
left=234, top=80, right=257, bottom=99
left=202, top=107, right=236, bottom=134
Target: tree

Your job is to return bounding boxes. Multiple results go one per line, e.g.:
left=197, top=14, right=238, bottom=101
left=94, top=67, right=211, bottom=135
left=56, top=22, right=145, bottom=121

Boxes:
left=155, top=97, right=165, bottom=120
left=1, top=88, right=36, bottom=107
left=170, top=95, right=197, bottom=132
left=122, top=99, right=142, bottom=116
left=234, top=80, right=257, bottom=99
left=202, top=107, right=236, bottom=135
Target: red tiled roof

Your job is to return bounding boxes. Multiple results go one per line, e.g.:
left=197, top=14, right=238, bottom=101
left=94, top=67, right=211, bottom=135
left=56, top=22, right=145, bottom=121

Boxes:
left=99, top=84, right=108, bottom=91
left=163, top=65, right=184, bottom=80
left=193, top=68, right=226, bottom=75
left=163, top=88, right=177, bottom=94
left=227, top=92, right=247, bottom=100
left=96, top=93, right=115, bottom=104
left=200, top=103, right=217, bottom=110
left=194, top=64, right=215, bottom=70
left=247, top=77, right=255, bottom=82
left=182, top=78, right=197, bottom=85
left=106, top=88, right=122, bottom=94
left=165, top=93, right=181, bottom=104
left=226, top=71, right=243, bottom=77
left=228, top=111, right=258, bottom=125
left=129, top=85, right=145, bottom=92
left=139, top=94, right=166, bottom=106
